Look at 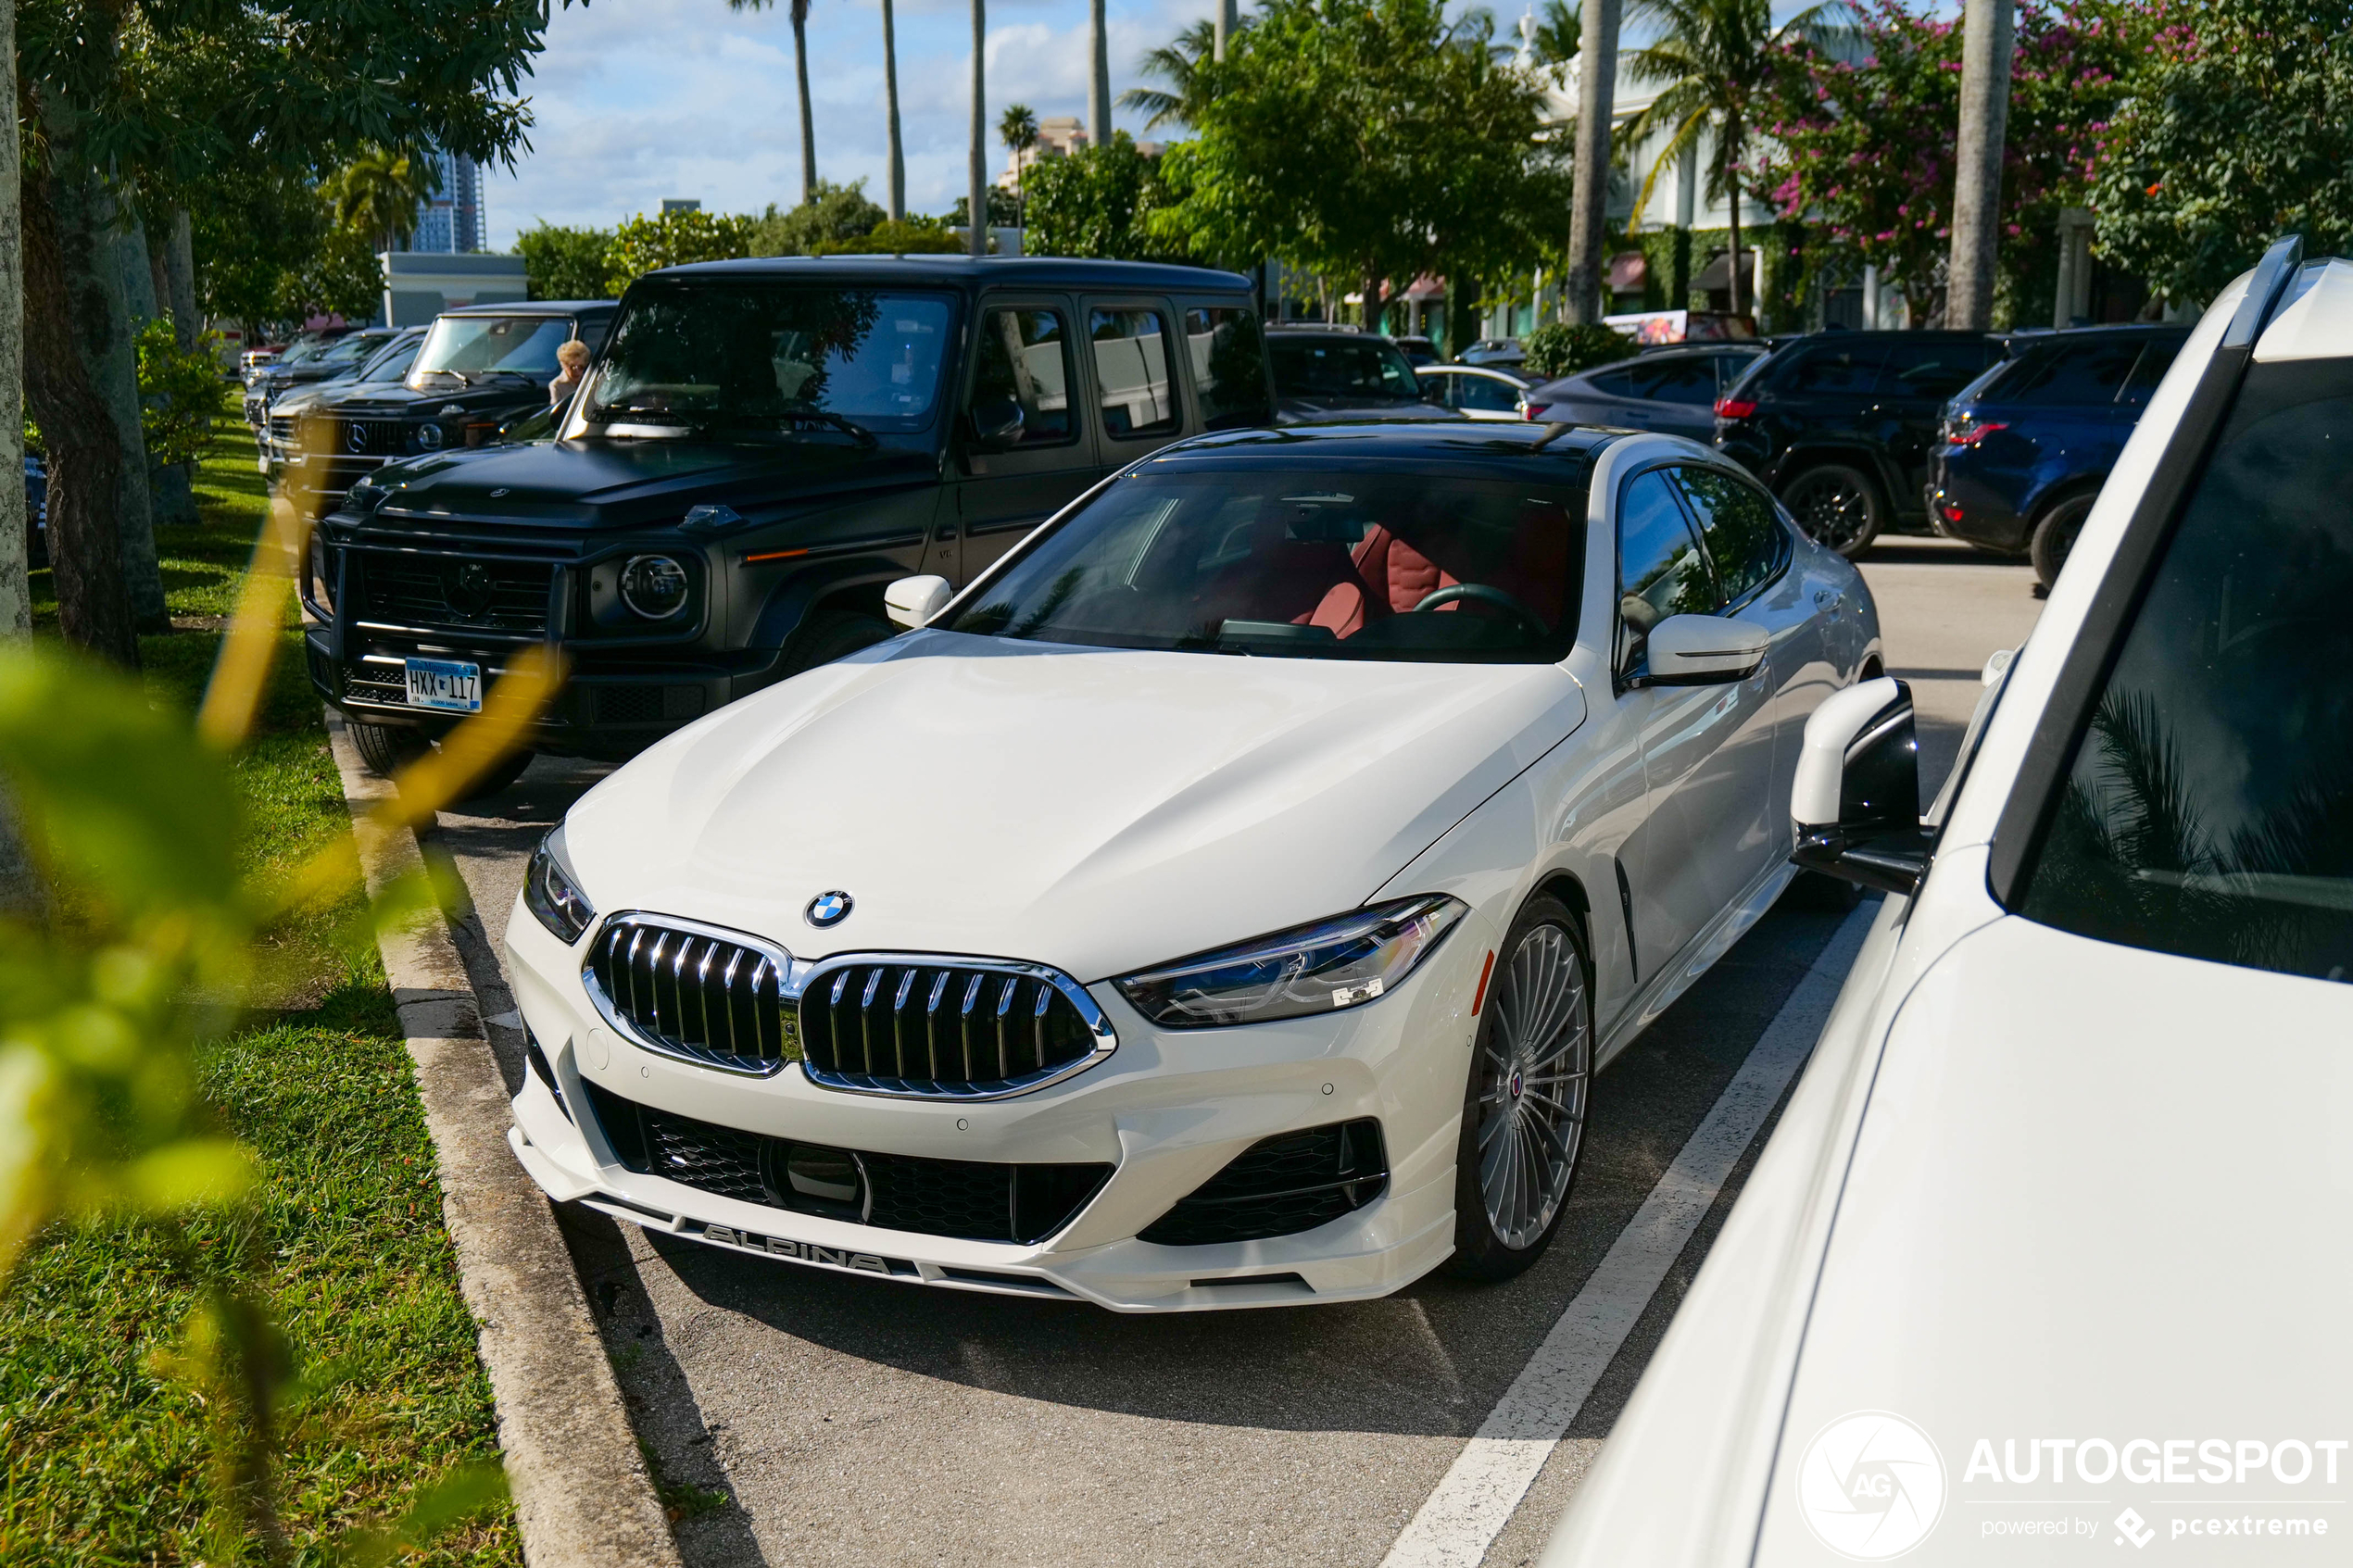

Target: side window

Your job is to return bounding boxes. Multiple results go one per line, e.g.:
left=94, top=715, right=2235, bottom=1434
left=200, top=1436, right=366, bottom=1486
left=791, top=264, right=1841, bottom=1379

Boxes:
left=1878, top=339, right=2001, bottom=399
left=2121, top=336, right=2184, bottom=404
left=1586, top=365, right=1641, bottom=397
left=1617, top=470, right=1717, bottom=670
left=1997, top=337, right=2145, bottom=406
left=1642, top=358, right=1720, bottom=407
left=1671, top=466, right=1785, bottom=606
left=1088, top=307, right=1180, bottom=439
left=1457, top=375, right=1521, bottom=412
left=1183, top=307, right=1271, bottom=429
left=968, top=306, right=1076, bottom=445
left=1776, top=344, right=1887, bottom=395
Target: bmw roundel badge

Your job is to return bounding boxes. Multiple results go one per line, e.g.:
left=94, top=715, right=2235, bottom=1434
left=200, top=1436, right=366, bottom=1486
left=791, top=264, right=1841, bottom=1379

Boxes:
left=806, top=891, right=853, bottom=927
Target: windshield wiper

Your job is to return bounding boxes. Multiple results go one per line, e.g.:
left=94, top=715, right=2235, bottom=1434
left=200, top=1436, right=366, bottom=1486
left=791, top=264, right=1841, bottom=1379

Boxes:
left=780, top=409, right=877, bottom=446
left=417, top=368, right=474, bottom=386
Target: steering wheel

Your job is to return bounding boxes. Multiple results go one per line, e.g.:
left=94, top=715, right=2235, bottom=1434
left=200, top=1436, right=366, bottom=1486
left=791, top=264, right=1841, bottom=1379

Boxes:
left=1411, top=583, right=1548, bottom=636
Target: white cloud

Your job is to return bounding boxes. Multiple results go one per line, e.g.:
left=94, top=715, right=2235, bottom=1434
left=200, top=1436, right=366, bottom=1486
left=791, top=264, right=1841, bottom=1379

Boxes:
left=485, top=0, right=1219, bottom=245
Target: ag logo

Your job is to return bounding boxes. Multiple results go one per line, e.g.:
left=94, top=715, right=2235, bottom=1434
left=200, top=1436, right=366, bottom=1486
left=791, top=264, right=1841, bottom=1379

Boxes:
left=1795, top=1411, right=1947, bottom=1561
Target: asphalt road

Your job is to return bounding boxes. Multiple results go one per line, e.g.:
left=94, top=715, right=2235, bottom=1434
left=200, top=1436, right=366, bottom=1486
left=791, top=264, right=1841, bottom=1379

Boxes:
left=425, top=535, right=2041, bottom=1567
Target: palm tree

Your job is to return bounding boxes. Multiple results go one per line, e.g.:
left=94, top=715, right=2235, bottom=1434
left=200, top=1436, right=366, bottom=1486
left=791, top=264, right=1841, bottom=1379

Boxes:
left=324, top=146, right=438, bottom=252
left=1119, top=19, right=1222, bottom=132
left=1617, top=0, right=1853, bottom=319
left=999, top=104, right=1039, bottom=223
left=882, top=0, right=906, bottom=220
left=968, top=0, right=987, bottom=258
left=1529, top=0, right=1580, bottom=71
left=730, top=0, right=820, bottom=204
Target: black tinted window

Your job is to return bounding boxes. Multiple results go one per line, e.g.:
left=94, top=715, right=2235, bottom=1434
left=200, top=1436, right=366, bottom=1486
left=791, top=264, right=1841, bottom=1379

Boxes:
left=1773, top=343, right=1887, bottom=395
left=1456, top=375, right=1523, bottom=411
left=2122, top=336, right=2185, bottom=403
left=1673, top=467, right=1784, bottom=604
left=1617, top=470, right=1714, bottom=666
left=1268, top=337, right=1420, bottom=400
left=1632, top=358, right=1720, bottom=406
left=1878, top=339, right=2004, bottom=399
left=971, top=307, right=1076, bottom=445
left=1992, top=337, right=2145, bottom=407
left=1089, top=307, right=1180, bottom=439
left=1185, top=307, right=1270, bottom=429
left=1585, top=366, right=1641, bottom=397
left=2019, top=357, right=2353, bottom=982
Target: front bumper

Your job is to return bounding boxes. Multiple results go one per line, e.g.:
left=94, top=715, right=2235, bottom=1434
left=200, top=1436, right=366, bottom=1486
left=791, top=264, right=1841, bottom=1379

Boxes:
left=502, top=895, right=1494, bottom=1311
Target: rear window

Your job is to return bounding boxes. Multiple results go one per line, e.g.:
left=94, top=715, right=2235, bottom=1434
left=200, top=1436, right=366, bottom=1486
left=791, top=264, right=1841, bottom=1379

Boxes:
left=1984, top=336, right=2146, bottom=407
left=1269, top=337, right=1421, bottom=401
left=2018, top=356, right=2353, bottom=983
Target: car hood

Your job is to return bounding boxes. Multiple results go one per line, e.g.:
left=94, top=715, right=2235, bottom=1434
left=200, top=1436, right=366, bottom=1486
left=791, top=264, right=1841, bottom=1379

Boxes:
left=365, top=435, right=938, bottom=530
left=562, top=630, right=1586, bottom=981
left=1754, top=915, right=2353, bottom=1563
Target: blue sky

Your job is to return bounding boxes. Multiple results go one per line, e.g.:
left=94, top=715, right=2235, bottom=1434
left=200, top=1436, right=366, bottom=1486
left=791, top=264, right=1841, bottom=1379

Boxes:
left=481, top=0, right=1228, bottom=246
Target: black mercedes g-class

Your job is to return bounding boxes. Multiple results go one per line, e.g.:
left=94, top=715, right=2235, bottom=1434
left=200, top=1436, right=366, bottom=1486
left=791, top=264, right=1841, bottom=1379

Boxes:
left=290, top=299, right=618, bottom=519
left=303, top=257, right=1272, bottom=781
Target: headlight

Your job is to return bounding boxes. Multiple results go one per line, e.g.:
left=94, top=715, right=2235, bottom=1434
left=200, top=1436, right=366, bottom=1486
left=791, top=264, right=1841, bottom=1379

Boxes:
left=416, top=423, right=444, bottom=451
left=619, top=555, right=690, bottom=619
left=345, top=478, right=388, bottom=515
left=523, top=827, right=596, bottom=945
left=1115, top=895, right=1466, bottom=1028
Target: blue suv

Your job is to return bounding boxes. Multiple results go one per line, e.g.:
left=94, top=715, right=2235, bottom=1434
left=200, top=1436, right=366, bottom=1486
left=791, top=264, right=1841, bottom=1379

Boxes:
left=1928, top=324, right=2187, bottom=585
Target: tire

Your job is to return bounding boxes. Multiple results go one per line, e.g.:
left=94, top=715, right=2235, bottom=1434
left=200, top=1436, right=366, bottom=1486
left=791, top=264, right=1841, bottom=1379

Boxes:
left=452, top=746, right=535, bottom=802
left=1442, top=895, right=1594, bottom=1283
left=2029, top=491, right=2095, bottom=589
left=1780, top=463, right=1887, bottom=558
left=347, top=718, right=430, bottom=780
left=782, top=608, right=894, bottom=678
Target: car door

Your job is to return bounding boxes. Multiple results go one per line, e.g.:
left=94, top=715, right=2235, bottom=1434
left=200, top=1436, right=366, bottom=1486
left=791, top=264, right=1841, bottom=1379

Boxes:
left=1670, top=464, right=1812, bottom=875
left=1451, top=371, right=1527, bottom=421
left=1083, top=298, right=1189, bottom=467
left=951, top=297, right=1097, bottom=583
left=1871, top=337, right=2004, bottom=501
left=1620, top=356, right=1721, bottom=440
left=1176, top=303, right=1274, bottom=432
left=1612, top=467, right=1743, bottom=975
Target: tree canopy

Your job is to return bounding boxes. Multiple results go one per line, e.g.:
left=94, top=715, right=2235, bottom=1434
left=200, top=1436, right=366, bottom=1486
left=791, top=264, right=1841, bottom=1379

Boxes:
left=1026, top=135, right=1190, bottom=262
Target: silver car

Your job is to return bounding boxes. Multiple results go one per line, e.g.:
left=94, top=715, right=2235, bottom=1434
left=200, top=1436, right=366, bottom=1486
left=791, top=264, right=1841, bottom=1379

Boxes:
left=1523, top=345, right=1767, bottom=440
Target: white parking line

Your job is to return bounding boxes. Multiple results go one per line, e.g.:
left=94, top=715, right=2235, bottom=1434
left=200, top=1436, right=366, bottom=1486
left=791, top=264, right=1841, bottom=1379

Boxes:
left=1379, top=899, right=1880, bottom=1568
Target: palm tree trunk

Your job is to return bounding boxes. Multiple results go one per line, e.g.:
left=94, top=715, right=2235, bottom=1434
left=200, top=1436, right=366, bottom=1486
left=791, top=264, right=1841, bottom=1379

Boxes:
left=0, top=0, right=26, bottom=646
left=968, top=0, right=987, bottom=258
left=1088, top=0, right=1111, bottom=150
left=882, top=0, right=906, bottom=221
left=1564, top=0, right=1623, bottom=323
left=793, top=9, right=817, bottom=206
left=1725, top=127, right=1743, bottom=320
left=1946, top=0, right=2014, bottom=329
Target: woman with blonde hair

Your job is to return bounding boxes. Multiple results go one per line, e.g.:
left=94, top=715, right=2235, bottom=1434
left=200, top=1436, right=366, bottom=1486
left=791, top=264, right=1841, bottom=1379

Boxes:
left=548, top=339, right=592, bottom=407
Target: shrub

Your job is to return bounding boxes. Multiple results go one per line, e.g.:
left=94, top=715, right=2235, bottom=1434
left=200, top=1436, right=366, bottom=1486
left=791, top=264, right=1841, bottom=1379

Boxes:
left=514, top=222, right=617, bottom=300
left=1522, top=321, right=1637, bottom=380
left=137, top=319, right=224, bottom=469
left=811, top=218, right=965, bottom=257
left=755, top=181, right=887, bottom=257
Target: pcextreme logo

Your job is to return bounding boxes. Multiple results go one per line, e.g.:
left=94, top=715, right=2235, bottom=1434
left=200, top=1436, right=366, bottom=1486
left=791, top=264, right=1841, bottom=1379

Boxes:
left=1796, top=1411, right=1949, bottom=1561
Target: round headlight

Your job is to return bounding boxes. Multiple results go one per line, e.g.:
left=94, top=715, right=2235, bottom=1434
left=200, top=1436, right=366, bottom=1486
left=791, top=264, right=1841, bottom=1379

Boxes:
left=619, top=555, right=690, bottom=620
left=416, top=423, right=445, bottom=451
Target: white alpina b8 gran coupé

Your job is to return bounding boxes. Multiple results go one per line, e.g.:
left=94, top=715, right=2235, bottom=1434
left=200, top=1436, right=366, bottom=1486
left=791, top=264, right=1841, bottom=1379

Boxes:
left=502, top=419, right=1880, bottom=1311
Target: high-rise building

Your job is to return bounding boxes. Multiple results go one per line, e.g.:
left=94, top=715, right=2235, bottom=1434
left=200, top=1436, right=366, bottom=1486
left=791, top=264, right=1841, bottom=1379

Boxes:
left=409, top=147, right=484, bottom=253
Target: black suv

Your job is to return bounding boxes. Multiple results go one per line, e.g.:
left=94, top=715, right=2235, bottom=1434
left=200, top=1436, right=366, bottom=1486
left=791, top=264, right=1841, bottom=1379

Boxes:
left=304, top=257, right=1272, bottom=778
left=1265, top=328, right=1440, bottom=420
left=290, top=300, right=618, bottom=518
left=1712, top=330, right=2008, bottom=555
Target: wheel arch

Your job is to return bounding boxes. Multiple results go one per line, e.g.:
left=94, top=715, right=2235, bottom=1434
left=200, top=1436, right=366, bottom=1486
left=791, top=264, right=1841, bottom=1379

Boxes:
left=2025, top=470, right=2106, bottom=528
left=1769, top=444, right=1901, bottom=511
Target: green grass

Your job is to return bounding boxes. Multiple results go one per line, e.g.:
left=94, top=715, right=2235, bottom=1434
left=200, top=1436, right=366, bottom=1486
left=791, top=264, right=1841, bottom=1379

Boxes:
left=4, top=394, right=522, bottom=1564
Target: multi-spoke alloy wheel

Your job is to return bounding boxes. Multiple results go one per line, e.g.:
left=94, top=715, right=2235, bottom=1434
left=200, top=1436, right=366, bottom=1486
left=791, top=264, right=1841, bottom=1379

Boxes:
left=1445, top=895, right=1592, bottom=1281
left=1780, top=464, right=1885, bottom=558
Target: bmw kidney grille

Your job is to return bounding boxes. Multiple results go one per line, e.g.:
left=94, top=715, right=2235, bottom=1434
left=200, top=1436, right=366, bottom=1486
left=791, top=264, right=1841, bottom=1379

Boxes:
left=798, top=960, right=1114, bottom=1098
left=585, top=916, right=798, bottom=1074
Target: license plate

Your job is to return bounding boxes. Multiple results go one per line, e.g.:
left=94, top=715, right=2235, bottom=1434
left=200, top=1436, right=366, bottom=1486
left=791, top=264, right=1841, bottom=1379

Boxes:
left=404, top=658, right=482, bottom=713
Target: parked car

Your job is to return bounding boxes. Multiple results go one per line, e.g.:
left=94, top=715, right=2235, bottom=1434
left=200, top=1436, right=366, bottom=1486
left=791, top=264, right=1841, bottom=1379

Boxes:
left=1523, top=344, right=1769, bottom=441
left=1714, top=330, right=2009, bottom=556
left=1928, top=323, right=2187, bottom=584
left=306, top=257, right=1275, bottom=779
left=499, top=416, right=1881, bottom=1310
left=1457, top=337, right=1527, bottom=369
left=289, top=301, right=618, bottom=519
left=1415, top=363, right=1535, bottom=420
left=260, top=328, right=427, bottom=477
left=1543, top=237, right=2352, bottom=1567
left=1267, top=328, right=1445, bottom=420
left=1393, top=333, right=1441, bottom=365
left=242, top=326, right=400, bottom=435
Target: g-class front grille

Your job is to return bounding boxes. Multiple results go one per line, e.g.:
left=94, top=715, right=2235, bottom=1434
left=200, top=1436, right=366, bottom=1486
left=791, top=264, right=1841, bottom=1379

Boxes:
left=582, top=1082, right=1113, bottom=1245
left=352, top=551, right=553, bottom=635
left=798, top=959, right=1114, bottom=1099
left=585, top=916, right=798, bottom=1076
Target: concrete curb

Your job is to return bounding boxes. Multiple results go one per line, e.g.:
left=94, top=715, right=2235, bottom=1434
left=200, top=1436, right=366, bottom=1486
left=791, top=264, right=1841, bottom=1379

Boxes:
left=324, top=709, right=684, bottom=1568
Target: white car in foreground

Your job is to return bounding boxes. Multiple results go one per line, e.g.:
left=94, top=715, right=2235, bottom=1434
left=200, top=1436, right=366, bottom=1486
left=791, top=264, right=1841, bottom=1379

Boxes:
left=1544, top=239, right=2353, bottom=1559
left=503, top=418, right=1877, bottom=1311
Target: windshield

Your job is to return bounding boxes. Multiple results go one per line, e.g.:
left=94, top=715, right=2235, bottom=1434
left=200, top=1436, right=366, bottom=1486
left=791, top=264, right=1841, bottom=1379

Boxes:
left=409, top=316, right=573, bottom=387
left=581, top=285, right=951, bottom=436
left=358, top=336, right=421, bottom=383
left=940, top=468, right=1587, bottom=663
left=2018, top=356, right=2353, bottom=983
left=1269, top=337, right=1422, bottom=401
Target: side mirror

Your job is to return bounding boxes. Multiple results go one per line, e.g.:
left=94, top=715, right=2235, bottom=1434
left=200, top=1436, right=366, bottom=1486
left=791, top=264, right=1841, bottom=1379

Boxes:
left=1635, top=613, right=1768, bottom=685
left=1790, top=676, right=1933, bottom=897
left=967, top=396, right=1025, bottom=450
left=884, top=574, right=952, bottom=630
